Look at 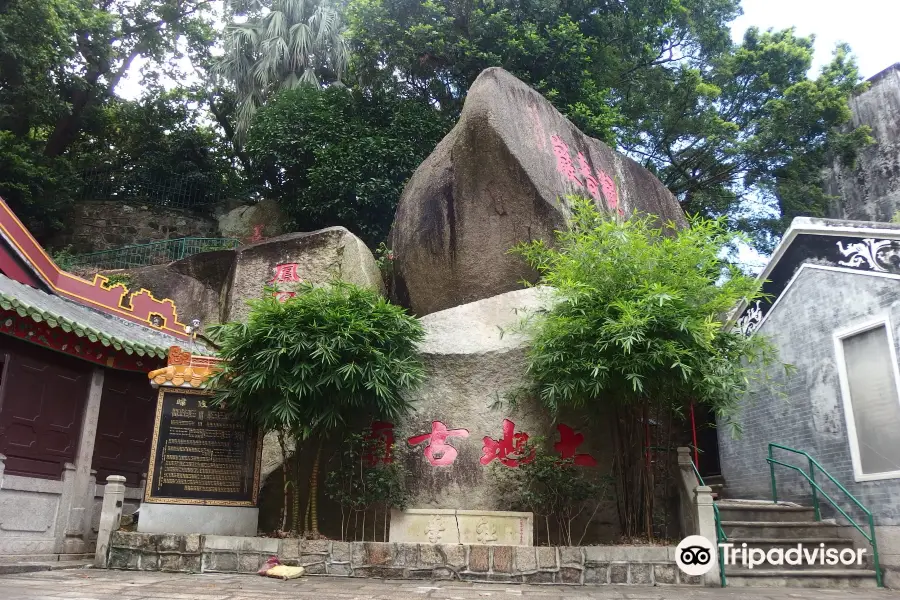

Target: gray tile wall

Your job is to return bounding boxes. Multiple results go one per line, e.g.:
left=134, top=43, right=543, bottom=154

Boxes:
left=718, top=266, right=900, bottom=526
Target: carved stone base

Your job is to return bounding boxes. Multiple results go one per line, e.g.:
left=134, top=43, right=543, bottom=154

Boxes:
left=389, top=509, right=533, bottom=546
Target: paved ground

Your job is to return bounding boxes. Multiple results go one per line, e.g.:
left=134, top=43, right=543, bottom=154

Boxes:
left=2, top=570, right=900, bottom=600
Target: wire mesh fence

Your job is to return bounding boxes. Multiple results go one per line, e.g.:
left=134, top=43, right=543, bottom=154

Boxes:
left=77, top=166, right=236, bottom=211
left=68, top=237, right=240, bottom=272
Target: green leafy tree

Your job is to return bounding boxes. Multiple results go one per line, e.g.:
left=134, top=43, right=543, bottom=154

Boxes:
left=625, top=31, right=872, bottom=252
left=216, top=0, right=351, bottom=141
left=72, top=89, right=245, bottom=209
left=347, top=0, right=739, bottom=143
left=512, top=197, right=787, bottom=539
left=246, top=86, right=451, bottom=245
left=493, top=441, right=612, bottom=546
left=40, top=0, right=219, bottom=159
left=325, top=431, right=409, bottom=541
left=0, top=0, right=223, bottom=239
left=346, top=0, right=870, bottom=250
left=208, top=281, right=425, bottom=536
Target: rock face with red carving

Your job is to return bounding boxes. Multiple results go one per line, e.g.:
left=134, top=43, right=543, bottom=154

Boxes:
left=223, top=226, right=383, bottom=323
left=395, top=286, right=616, bottom=522
left=111, top=226, right=382, bottom=331
left=389, top=67, right=687, bottom=316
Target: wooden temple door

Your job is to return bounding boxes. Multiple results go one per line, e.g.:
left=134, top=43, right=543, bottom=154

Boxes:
left=91, top=370, right=157, bottom=486
left=0, top=339, right=90, bottom=479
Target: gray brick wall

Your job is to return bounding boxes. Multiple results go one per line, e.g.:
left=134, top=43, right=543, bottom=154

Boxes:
left=718, top=266, right=900, bottom=526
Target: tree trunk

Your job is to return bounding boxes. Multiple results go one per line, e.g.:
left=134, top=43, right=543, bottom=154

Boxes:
left=612, top=402, right=654, bottom=540
left=292, top=449, right=301, bottom=534
left=277, top=429, right=289, bottom=532
left=308, top=443, right=323, bottom=537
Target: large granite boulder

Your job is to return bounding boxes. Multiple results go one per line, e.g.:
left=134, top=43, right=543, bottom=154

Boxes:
left=395, top=287, right=615, bottom=522
left=390, top=67, right=687, bottom=316
left=224, top=226, right=384, bottom=322
left=218, top=198, right=288, bottom=242
left=112, top=226, right=381, bottom=334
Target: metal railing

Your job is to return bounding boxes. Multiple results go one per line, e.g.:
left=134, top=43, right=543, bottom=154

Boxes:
left=77, top=167, right=230, bottom=210
left=689, top=460, right=727, bottom=587
left=767, top=443, right=882, bottom=587
left=68, top=237, right=240, bottom=271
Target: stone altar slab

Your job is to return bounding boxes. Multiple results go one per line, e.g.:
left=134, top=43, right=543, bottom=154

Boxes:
left=138, top=504, right=259, bottom=536
left=139, top=388, right=263, bottom=536
left=389, top=508, right=533, bottom=546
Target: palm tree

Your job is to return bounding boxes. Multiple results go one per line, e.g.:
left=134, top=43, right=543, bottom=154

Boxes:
left=216, top=0, right=350, bottom=141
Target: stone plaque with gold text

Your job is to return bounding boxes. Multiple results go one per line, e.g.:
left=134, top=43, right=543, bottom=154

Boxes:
left=145, top=388, right=262, bottom=506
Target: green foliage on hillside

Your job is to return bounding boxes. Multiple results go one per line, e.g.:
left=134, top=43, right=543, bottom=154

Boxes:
left=0, top=0, right=874, bottom=253
left=246, top=87, right=451, bottom=245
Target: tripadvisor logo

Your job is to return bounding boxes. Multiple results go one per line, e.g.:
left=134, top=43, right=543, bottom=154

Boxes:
left=675, top=535, right=867, bottom=576
left=676, top=535, right=716, bottom=576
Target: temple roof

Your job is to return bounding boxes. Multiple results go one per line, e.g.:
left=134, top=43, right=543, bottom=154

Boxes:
left=148, top=345, right=222, bottom=388
left=0, top=273, right=209, bottom=359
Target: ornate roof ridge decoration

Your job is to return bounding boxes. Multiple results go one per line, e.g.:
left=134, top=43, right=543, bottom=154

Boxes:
left=733, top=217, right=900, bottom=337
left=0, top=196, right=192, bottom=341
left=0, top=272, right=209, bottom=366
left=148, top=345, right=223, bottom=388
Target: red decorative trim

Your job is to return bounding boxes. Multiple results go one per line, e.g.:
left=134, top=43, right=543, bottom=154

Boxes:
left=0, top=242, right=42, bottom=287
left=0, top=197, right=191, bottom=341
left=0, top=308, right=166, bottom=372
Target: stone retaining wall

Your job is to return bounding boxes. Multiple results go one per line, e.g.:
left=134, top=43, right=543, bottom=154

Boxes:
left=107, top=532, right=701, bottom=586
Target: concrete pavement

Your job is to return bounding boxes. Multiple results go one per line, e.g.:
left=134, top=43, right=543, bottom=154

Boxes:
left=2, top=569, right=899, bottom=600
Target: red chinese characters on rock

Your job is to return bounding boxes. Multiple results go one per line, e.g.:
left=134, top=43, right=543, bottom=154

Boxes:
left=247, top=224, right=265, bottom=244
left=268, top=263, right=303, bottom=302
left=365, top=421, right=395, bottom=465
left=553, top=423, right=598, bottom=467
left=577, top=152, right=601, bottom=202
left=596, top=170, right=621, bottom=216
left=480, top=418, right=535, bottom=468
left=407, top=421, right=470, bottom=466
left=550, top=134, right=624, bottom=217
left=551, top=135, right=582, bottom=186
left=268, top=263, right=302, bottom=284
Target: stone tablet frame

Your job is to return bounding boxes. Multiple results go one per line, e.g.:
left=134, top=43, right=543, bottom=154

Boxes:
left=144, top=387, right=263, bottom=507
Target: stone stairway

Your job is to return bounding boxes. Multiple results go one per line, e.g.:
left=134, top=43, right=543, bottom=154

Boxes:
left=715, top=498, right=880, bottom=588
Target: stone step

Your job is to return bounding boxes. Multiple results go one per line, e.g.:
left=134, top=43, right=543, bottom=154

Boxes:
left=0, top=553, right=93, bottom=564
left=717, top=502, right=817, bottom=522
left=721, top=520, right=839, bottom=539
left=724, top=568, right=880, bottom=588
left=0, top=560, right=92, bottom=575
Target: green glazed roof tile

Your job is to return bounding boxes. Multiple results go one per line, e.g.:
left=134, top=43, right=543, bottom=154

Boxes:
left=0, top=273, right=212, bottom=359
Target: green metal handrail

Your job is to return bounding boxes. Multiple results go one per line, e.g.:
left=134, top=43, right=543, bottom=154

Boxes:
left=690, top=460, right=727, bottom=587
left=69, top=237, right=240, bottom=271
left=767, top=443, right=882, bottom=587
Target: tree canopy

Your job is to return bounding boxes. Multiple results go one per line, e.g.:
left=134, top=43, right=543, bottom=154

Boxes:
left=245, top=86, right=451, bottom=245
left=0, top=0, right=874, bottom=254
left=512, top=197, right=787, bottom=536
left=207, top=281, right=425, bottom=536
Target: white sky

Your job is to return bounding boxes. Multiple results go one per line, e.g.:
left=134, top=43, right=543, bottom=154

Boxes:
left=730, top=0, right=899, bottom=79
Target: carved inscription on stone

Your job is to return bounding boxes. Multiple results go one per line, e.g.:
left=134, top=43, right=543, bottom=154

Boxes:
left=145, top=389, right=262, bottom=506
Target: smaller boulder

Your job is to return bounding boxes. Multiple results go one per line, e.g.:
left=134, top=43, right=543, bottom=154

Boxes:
left=224, top=226, right=384, bottom=323
left=218, top=198, right=288, bottom=242
left=107, top=249, right=236, bottom=332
